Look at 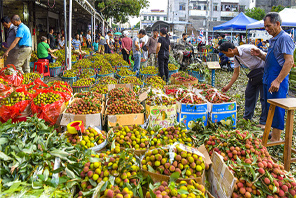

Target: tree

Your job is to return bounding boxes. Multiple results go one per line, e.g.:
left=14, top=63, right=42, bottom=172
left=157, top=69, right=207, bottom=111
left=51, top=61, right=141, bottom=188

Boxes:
left=96, top=0, right=149, bottom=24
left=245, top=7, right=266, bottom=21
left=134, top=21, right=140, bottom=29
left=271, top=5, right=286, bottom=12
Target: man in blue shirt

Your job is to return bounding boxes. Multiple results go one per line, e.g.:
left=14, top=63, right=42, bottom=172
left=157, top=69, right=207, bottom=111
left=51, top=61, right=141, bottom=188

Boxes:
left=3, top=15, right=32, bottom=73
left=92, top=38, right=99, bottom=52
left=71, top=34, right=83, bottom=55
left=252, top=12, right=295, bottom=142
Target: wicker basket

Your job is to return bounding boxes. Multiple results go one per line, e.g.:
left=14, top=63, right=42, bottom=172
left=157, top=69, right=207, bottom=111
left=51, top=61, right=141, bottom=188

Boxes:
left=49, top=66, right=62, bottom=77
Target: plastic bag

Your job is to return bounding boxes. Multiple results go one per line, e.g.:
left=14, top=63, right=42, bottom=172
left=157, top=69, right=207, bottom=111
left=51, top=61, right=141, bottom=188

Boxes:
left=0, top=87, right=32, bottom=121
left=27, top=78, right=48, bottom=88
left=0, top=76, right=11, bottom=92
left=0, top=64, right=23, bottom=86
left=31, top=89, right=65, bottom=125
left=50, top=85, right=72, bottom=102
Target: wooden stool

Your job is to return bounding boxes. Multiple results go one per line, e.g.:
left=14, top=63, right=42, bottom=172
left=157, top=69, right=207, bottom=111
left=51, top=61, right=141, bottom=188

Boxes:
left=262, top=98, right=296, bottom=171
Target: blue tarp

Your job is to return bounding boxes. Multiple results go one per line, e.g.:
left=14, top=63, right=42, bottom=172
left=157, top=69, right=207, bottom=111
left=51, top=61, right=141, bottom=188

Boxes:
left=213, top=12, right=258, bottom=31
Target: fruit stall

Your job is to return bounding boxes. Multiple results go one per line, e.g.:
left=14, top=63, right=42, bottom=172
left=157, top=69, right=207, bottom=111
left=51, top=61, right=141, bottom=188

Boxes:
left=0, top=50, right=295, bottom=198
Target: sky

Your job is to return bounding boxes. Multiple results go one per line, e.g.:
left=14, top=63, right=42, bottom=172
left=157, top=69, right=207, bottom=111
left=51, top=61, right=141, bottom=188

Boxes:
left=129, top=0, right=168, bottom=26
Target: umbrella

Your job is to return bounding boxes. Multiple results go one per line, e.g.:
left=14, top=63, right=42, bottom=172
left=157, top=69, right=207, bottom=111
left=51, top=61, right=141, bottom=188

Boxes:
left=114, top=32, right=122, bottom=36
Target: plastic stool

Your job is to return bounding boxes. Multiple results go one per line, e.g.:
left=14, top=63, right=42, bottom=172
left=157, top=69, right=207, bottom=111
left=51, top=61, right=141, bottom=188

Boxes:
left=262, top=98, right=296, bottom=171
left=33, top=61, right=50, bottom=77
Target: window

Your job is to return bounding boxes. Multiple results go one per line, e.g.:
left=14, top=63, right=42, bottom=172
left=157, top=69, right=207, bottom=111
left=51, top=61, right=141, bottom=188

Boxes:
left=213, top=17, right=217, bottom=21
left=149, top=16, right=151, bottom=20
left=204, top=5, right=207, bottom=10
left=157, top=16, right=160, bottom=20
left=239, top=5, right=245, bottom=12
left=213, top=3, right=218, bottom=11
left=164, top=17, right=167, bottom=21
left=179, top=3, right=186, bottom=10
left=152, top=16, right=155, bottom=21
left=144, top=16, right=147, bottom=20
left=197, top=5, right=201, bottom=10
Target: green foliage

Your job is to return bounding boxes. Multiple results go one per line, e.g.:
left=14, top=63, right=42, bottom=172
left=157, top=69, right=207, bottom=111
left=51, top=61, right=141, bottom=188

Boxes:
left=245, top=7, right=266, bottom=20
left=134, top=21, right=140, bottom=29
left=271, top=5, right=286, bottom=12
left=96, top=0, right=149, bottom=23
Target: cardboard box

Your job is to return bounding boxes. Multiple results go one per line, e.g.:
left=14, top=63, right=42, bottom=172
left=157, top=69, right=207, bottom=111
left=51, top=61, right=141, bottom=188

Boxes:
left=209, top=152, right=237, bottom=198
left=107, top=83, right=133, bottom=91
left=107, top=113, right=145, bottom=127
left=60, top=98, right=104, bottom=127
left=209, top=111, right=237, bottom=128
left=177, top=101, right=207, bottom=113
left=177, top=112, right=207, bottom=129
left=174, top=79, right=199, bottom=86
left=146, top=104, right=177, bottom=128
left=0, top=58, right=4, bottom=69
left=209, top=101, right=236, bottom=113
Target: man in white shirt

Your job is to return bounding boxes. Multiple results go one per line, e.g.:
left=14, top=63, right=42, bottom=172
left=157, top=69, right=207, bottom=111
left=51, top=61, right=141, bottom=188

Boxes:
left=104, top=31, right=113, bottom=54
left=220, top=41, right=266, bottom=129
left=140, top=34, right=149, bottom=67
left=86, top=30, right=91, bottom=48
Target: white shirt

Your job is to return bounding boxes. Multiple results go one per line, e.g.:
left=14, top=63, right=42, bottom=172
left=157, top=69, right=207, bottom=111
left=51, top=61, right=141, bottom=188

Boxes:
left=104, top=35, right=109, bottom=45
left=86, top=34, right=91, bottom=40
left=234, top=44, right=265, bottom=70
left=140, top=35, right=149, bottom=45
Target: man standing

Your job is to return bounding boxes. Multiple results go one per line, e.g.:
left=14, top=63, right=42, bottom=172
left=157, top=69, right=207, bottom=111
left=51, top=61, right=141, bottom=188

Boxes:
left=72, top=34, right=83, bottom=55
left=176, top=33, right=191, bottom=64
left=104, top=31, right=113, bottom=54
left=146, top=29, right=158, bottom=67
left=132, top=29, right=146, bottom=76
left=1, top=16, right=18, bottom=66
left=98, top=32, right=105, bottom=54
left=121, top=31, right=132, bottom=64
left=86, top=30, right=91, bottom=48
left=140, top=33, right=149, bottom=67
left=220, top=41, right=266, bottom=129
left=3, top=15, right=32, bottom=74
left=251, top=12, right=294, bottom=141
left=92, top=38, right=99, bottom=52
left=47, top=28, right=55, bottom=49
left=58, top=36, right=65, bottom=49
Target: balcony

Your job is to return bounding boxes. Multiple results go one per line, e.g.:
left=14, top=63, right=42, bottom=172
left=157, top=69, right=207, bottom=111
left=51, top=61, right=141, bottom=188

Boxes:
left=220, top=11, right=239, bottom=17
left=189, top=10, right=207, bottom=17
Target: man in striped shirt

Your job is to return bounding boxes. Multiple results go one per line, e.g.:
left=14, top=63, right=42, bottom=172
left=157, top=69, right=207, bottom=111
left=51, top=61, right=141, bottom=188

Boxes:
left=72, top=34, right=83, bottom=55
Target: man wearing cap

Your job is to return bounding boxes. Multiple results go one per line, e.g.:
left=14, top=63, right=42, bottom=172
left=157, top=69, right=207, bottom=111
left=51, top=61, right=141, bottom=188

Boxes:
left=3, top=15, right=32, bottom=74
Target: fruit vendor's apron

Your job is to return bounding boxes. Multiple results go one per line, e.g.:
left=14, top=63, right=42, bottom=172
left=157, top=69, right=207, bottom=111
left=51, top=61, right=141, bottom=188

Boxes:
left=263, top=38, right=289, bottom=130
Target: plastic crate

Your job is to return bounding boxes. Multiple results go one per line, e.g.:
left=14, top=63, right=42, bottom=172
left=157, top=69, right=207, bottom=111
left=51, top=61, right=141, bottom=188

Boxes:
left=192, top=71, right=206, bottom=82
left=49, top=66, right=62, bottom=77
left=72, top=86, right=90, bottom=93
left=168, top=69, right=179, bottom=78
left=61, top=76, right=77, bottom=86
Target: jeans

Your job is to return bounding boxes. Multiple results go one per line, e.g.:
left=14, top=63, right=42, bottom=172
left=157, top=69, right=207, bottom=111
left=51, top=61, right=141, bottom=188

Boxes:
left=244, top=80, right=266, bottom=125
left=41, top=54, right=54, bottom=63
left=158, top=54, right=169, bottom=82
left=133, top=53, right=141, bottom=76
left=122, top=49, right=130, bottom=64
left=104, top=44, right=111, bottom=54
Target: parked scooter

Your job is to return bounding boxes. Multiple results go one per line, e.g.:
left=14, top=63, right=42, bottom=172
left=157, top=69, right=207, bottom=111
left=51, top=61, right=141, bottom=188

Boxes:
left=219, top=53, right=234, bottom=72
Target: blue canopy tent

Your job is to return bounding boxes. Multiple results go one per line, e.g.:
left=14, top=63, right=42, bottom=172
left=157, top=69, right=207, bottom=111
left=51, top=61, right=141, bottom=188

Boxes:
left=213, top=12, right=258, bottom=41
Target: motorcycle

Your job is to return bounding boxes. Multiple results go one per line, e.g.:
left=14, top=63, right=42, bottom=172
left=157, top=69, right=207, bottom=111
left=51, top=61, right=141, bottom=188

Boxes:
left=219, top=53, right=234, bottom=72
left=173, top=45, right=200, bottom=70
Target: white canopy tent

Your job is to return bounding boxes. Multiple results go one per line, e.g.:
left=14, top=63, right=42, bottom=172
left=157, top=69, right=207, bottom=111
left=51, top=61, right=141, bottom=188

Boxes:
left=247, top=8, right=296, bottom=29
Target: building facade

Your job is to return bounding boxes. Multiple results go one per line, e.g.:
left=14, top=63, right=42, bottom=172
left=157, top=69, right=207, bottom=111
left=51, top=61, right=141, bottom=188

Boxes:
left=256, top=0, right=296, bottom=13
left=140, top=9, right=168, bottom=29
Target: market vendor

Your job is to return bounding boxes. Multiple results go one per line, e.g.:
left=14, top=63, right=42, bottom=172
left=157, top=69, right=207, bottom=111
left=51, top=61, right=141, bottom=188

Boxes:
left=1, top=16, right=18, bottom=67
left=72, top=34, right=83, bottom=55
left=37, top=36, right=58, bottom=63
left=3, top=15, right=32, bottom=74
left=220, top=41, right=266, bottom=129
left=251, top=12, right=295, bottom=141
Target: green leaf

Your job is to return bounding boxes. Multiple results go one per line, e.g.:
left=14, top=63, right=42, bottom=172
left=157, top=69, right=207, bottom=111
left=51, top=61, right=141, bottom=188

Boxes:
left=109, top=175, right=115, bottom=186
left=0, top=138, right=8, bottom=145
left=148, top=165, right=156, bottom=173
left=111, top=140, right=116, bottom=150
left=44, top=168, right=49, bottom=181
left=65, top=167, right=76, bottom=179
left=89, top=179, right=97, bottom=187
left=170, top=172, right=180, bottom=183
left=178, top=189, right=189, bottom=195
left=0, top=151, right=12, bottom=161
left=50, top=149, right=70, bottom=159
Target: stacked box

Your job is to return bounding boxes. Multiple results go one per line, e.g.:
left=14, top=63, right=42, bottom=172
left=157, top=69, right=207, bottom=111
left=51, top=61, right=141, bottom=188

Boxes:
left=177, top=102, right=208, bottom=129
left=209, top=101, right=237, bottom=127
left=146, top=104, right=177, bottom=128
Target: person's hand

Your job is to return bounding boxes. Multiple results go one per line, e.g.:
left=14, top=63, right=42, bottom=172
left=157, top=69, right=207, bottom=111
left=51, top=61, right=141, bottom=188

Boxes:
left=222, top=85, right=230, bottom=92
left=3, top=51, right=9, bottom=57
left=269, top=79, right=280, bottom=92
left=156, top=54, right=158, bottom=58
left=126, top=50, right=129, bottom=55
left=251, top=48, right=261, bottom=57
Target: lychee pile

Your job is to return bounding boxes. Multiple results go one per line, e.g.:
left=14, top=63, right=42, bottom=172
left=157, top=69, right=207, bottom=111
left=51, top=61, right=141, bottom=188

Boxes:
left=66, top=127, right=106, bottom=148
left=142, top=144, right=206, bottom=179
left=65, top=98, right=102, bottom=114
left=205, top=129, right=296, bottom=197
left=98, top=76, right=118, bottom=84
left=170, top=89, right=206, bottom=104
left=149, top=126, right=192, bottom=149
left=78, top=68, right=96, bottom=79
left=146, top=90, right=176, bottom=106
left=101, top=186, right=134, bottom=198
left=200, top=88, right=232, bottom=103
left=106, top=100, right=144, bottom=115
left=145, top=76, right=166, bottom=88
left=192, top=83, right=213, bottom=90
left=146, top=180, right=206, bottom=198
left=72, top=78, right=96, bottom=87
left=111, top=125, right=150, bottom=150
left=91, top=84, right=108, bottom=94
left=78, top=150, right=139, bottom=196
left=120, top=76, right=142, bottom=86
left=107, top=87, right=136, bottom=105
